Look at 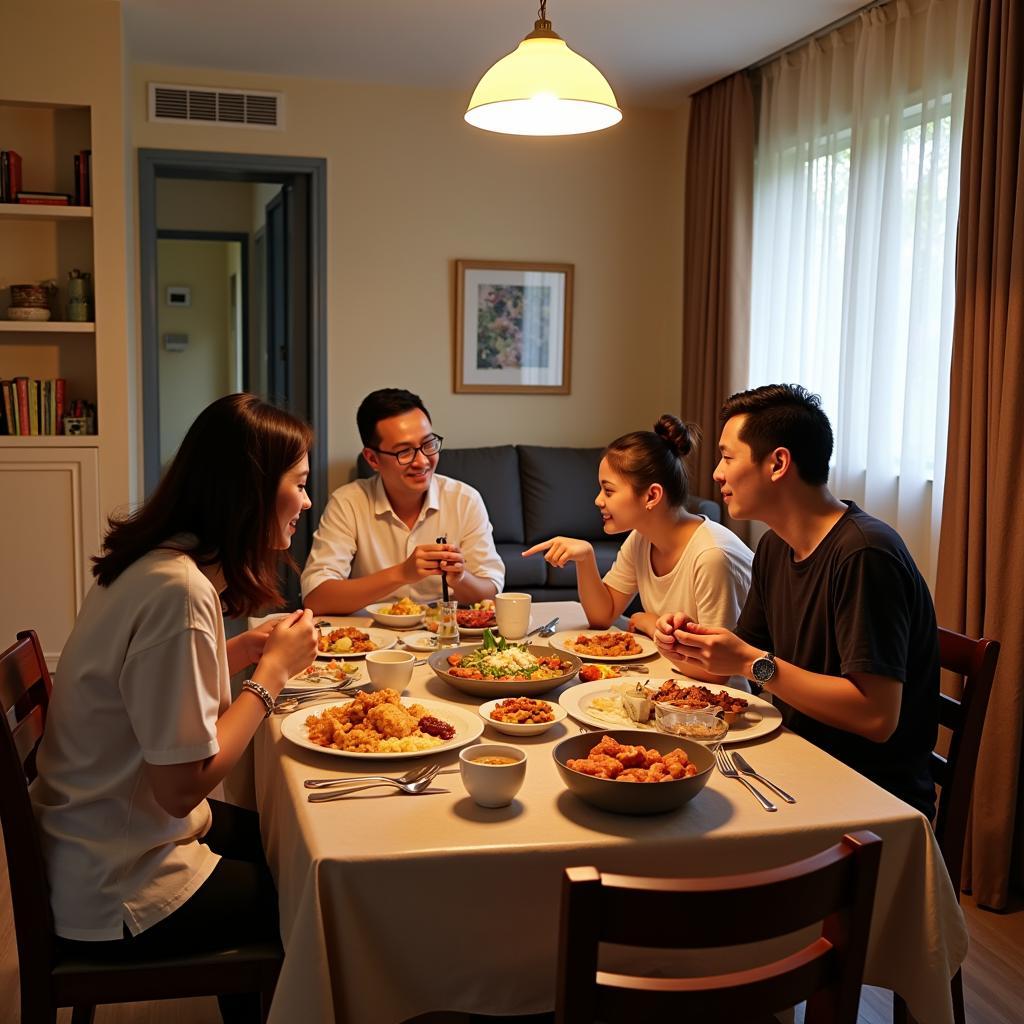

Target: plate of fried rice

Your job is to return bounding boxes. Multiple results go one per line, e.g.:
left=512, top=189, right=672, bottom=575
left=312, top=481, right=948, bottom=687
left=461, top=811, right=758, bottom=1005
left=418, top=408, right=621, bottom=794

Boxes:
left=279, top=688, right=483, bottom=759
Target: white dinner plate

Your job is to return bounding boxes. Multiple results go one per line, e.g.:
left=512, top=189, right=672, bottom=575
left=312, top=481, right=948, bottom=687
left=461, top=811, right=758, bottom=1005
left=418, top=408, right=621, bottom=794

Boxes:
left=280, top=696, right=484, bottom=759
left=456, top=624, right=495, bottom=637
left=547, top=629, right=656, bottom=662
left=399, top=631, right=442, bottom=653
left=283, top=660, right=362, bottom=692
left=559, top=679, right=783, bottom=745
left=315, top=625, right=397, bottom=659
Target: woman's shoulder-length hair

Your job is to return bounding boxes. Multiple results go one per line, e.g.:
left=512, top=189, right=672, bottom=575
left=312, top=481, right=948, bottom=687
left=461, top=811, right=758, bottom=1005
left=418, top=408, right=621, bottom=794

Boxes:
left=93, top=393, right=314, bottom=617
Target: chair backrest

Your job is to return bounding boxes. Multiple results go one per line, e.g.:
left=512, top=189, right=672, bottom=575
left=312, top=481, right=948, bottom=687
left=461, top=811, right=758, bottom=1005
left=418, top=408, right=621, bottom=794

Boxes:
left=555, top=831, right=882, bottom=1024
left=0, top=630, right=58, bottom=990
left=932, top=626, right=1000, bottom=891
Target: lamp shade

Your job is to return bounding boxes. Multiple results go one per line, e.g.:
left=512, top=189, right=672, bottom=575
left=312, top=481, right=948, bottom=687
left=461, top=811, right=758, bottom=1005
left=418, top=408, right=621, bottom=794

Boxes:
left=466, top=31, right=622, bottom=136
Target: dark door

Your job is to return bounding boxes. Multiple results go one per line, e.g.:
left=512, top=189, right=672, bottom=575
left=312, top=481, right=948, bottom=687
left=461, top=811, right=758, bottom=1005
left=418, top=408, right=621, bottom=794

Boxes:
left=264, top=180, right=314, bottom=606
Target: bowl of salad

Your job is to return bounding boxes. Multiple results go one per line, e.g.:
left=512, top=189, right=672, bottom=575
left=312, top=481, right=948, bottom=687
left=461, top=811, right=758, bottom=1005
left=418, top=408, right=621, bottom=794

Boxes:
left=427, top=629, right=582, bottom=698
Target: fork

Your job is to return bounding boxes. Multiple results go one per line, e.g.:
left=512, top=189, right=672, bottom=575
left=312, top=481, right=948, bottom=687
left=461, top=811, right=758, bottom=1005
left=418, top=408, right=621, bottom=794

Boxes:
left=304, top=764, right=433, bottom=789
left=714, top=749, right=777, bottom=811
left=273, top=683, right=362, bottom=714
left=307, top=764, right=441, bottom=801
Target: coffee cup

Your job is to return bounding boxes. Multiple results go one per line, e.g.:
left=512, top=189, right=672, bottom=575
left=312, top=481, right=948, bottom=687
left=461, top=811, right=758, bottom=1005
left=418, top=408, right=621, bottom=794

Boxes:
left=459, top=744, right=527, bottom=808
left=494, top=593, right=532, bottom=640
left=364, top=649, right=416, bottom=692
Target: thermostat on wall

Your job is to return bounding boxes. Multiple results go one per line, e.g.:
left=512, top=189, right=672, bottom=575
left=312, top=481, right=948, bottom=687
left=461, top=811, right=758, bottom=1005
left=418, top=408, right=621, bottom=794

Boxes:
left=166, top=286, right=191, bottom=307
left=163, top=333, right=188, bottom=352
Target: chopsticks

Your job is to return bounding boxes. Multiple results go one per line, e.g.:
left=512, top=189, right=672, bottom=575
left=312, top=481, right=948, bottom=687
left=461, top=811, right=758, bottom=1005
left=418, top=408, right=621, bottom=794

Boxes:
left=436, top=534, right=449, bottom=602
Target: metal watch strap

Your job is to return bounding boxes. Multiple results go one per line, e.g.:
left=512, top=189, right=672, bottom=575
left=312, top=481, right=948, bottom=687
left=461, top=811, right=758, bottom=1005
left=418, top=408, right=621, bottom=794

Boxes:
left=241, top=678, right=274, bottom=718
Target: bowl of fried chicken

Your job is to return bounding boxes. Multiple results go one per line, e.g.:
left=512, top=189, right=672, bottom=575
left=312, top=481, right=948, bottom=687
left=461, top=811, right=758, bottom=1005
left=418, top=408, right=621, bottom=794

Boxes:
left=552, top=730, right=714, bottom=814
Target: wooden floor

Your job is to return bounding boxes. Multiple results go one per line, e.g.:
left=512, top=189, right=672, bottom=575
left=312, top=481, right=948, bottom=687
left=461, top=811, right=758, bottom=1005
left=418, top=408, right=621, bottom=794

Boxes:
left=2, top=834, right=1021, bottom=1023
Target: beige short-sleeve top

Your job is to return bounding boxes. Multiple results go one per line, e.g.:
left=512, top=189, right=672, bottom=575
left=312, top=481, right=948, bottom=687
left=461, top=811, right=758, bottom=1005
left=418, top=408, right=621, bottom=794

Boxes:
left=30, top=546, right=230, bottom=940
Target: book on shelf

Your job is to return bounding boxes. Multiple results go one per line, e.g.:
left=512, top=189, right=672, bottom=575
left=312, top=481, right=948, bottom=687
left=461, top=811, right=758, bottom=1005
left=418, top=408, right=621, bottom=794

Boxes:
left=73, top=149, right=92, bottom=205
left=0, top=377, right=71, bottom=436
left=0, top=150, right=23, bottom=202
left=16, top=191, right=71, bottom=205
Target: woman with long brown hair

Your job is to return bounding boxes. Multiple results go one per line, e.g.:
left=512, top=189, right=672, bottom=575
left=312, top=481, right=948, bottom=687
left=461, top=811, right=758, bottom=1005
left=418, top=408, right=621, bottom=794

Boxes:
left=30, top=394, right=317, bottom=1019
left=524, top=414, right=752, bottom=686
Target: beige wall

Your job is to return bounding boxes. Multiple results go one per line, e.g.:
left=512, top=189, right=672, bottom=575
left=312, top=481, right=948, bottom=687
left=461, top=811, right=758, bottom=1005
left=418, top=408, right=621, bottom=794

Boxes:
left=156, top=178, right=256, bottom=234
left=0, top=0, right=131, bottom=516
left=131, top=65, right=689, bottom=491
left=156, top=239, right=234, bottom=465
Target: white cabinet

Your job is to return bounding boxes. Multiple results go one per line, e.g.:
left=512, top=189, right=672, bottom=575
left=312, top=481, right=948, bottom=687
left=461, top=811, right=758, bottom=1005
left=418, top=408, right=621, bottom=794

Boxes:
left=0, top=443, right=100, bottom=668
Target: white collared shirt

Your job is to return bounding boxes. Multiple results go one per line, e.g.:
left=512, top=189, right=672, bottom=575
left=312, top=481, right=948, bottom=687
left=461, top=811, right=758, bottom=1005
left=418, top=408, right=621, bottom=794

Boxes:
left=300, top=473, right=505, bottom=605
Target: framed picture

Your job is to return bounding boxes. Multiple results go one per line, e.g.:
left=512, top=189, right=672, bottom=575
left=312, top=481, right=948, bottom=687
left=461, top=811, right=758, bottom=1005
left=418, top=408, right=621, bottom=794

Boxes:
left=454, top=259, right=573, bottom=394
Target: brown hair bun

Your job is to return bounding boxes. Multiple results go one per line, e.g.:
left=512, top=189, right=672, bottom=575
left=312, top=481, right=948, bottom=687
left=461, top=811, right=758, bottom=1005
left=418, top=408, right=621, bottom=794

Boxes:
left=654, top=414, right=700, bottom=460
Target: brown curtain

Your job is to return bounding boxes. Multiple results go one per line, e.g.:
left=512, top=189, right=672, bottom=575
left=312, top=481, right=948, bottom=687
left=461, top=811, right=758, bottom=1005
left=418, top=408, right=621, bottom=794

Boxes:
left=935, top=0, right=1024, bottom=910
left=681, top=72, right=754, bottom=507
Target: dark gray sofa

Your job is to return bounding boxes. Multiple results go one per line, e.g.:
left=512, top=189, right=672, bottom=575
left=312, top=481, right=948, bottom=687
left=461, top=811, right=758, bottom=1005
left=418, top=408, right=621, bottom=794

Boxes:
left=359, top=445, right=720, bottom=601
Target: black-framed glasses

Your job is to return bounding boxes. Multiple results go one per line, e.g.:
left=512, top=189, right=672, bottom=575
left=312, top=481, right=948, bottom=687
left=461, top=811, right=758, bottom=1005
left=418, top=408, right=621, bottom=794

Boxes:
left=369, top=434, right=443, bottom=466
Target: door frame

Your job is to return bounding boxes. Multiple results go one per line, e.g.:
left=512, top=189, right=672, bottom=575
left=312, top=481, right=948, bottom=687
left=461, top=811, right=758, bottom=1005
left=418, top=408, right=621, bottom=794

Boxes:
left=156, top=229, right=250, bottom=390
left=137, top=149, right=327, bottom=517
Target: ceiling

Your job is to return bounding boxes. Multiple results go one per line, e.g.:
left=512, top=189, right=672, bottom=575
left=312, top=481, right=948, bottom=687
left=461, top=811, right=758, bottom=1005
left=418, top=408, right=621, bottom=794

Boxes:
left=122, top=0, right=867, bottom=109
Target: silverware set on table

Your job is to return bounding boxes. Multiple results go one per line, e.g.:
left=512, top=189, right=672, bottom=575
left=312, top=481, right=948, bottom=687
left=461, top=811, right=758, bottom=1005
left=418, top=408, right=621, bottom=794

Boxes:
left=714, top=749, right=796, bottom=811
left=304, top=764, right=460, bottom=801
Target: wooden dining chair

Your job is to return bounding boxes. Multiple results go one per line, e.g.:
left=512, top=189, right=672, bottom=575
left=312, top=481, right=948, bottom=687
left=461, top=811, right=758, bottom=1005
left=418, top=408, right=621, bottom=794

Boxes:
left=892, top=626, right=1001, bottom=1024
left=0, top=630, right=283, bottom=1024
left=555, top=830, right=882, bottom=1024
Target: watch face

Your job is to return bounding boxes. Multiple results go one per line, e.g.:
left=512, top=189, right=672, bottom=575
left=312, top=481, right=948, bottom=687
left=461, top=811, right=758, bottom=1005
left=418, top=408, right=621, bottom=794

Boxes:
left=752, top=656, right=775, bottom=682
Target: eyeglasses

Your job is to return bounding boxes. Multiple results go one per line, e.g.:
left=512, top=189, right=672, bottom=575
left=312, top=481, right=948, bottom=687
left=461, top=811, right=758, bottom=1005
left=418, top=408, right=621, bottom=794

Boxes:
left=369, top=434, right=443, bottom=466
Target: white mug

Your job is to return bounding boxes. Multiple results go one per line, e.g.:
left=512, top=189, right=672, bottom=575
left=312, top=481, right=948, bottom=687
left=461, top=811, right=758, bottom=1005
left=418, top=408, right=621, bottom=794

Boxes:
left=494, top=592, right=532, bottom=640
left=364, top=649, right=416, bottom=692
left=459, top=744, right=527, bottom=808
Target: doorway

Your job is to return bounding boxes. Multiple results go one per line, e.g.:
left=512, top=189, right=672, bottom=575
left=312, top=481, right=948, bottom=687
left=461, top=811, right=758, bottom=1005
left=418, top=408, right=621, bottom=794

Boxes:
left=139, top=150, right=327, bottom=607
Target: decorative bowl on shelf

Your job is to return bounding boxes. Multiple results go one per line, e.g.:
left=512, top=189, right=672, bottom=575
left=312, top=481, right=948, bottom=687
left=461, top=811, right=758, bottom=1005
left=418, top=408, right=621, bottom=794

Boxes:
left=6, top=307, right=51, bottom=321
left=10, top=284, right=51, bottom=308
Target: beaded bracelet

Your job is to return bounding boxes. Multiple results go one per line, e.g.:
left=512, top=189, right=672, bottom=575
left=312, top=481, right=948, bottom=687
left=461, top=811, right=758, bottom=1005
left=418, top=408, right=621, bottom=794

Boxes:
left=241, top=678, right=275, bottom=718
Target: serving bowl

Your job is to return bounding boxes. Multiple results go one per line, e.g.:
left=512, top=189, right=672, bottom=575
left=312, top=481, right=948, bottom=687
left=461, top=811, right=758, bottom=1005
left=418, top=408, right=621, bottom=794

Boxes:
left=366, top=601, right=426, bottom=629
left=427, top=643, right=582, bottom=698
left=552, top=729, right=714, bottom=815
left=478, top=697, right=567, bottom=736
left=653, top=707, right=729, bottom=749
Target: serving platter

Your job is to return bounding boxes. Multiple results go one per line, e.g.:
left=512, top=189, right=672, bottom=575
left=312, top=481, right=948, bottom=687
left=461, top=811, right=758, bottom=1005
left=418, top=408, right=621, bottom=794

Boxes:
left=559, top=679, right=783, bottom=745
left=280, top=697, right=483, bottom=759
left=547, top=629, right=656, bottom=662
left=427, top=643, right=582, bottom=698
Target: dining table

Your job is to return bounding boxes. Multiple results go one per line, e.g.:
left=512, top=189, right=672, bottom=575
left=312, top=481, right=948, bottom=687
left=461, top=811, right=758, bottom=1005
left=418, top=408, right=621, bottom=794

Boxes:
left=252, top=601, right=967, bottom=1024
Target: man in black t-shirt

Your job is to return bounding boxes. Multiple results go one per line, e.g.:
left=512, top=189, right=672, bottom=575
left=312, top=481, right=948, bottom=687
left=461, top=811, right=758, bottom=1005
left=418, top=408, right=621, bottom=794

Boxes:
left=655, top=384, right=939, bottom=817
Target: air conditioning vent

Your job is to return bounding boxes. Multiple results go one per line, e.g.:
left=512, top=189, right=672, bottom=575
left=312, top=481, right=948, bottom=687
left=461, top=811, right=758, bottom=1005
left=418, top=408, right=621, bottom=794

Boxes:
left=149, top=83, right=283, bottom=130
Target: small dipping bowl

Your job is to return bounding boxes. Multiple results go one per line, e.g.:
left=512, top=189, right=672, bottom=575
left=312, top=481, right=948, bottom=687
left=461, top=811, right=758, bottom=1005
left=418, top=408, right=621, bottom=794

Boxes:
left=459, top=744, right=526, bottom=807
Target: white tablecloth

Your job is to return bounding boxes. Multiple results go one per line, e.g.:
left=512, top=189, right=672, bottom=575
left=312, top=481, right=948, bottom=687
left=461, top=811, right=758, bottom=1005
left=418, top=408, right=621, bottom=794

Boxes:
left=253, top=602, right=967, bottom=1024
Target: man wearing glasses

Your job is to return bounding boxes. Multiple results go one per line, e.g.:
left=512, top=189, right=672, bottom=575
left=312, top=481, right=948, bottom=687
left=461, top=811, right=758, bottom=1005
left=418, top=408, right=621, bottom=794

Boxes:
left=301, top=388, right=504, bottom=614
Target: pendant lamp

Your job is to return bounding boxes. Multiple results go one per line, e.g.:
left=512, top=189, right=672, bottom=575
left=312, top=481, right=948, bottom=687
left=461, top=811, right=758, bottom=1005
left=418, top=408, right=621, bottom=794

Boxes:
left=465, top=1, right=622, bottom=136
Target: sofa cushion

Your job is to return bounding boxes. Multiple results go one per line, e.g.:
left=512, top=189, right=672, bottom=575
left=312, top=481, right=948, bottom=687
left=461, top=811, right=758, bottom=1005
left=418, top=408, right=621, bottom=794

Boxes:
left=518, top=445, right=606, bottom=544
left=496, top=543, right=546, bottom=587
left=357, top=446, right=524, bottom=544
left=436, top=446, right=523, bottom=544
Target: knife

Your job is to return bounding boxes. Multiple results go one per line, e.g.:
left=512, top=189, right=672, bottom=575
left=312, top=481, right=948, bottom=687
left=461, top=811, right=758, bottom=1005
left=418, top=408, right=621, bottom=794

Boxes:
left=730, top=752, right=796, bottom=803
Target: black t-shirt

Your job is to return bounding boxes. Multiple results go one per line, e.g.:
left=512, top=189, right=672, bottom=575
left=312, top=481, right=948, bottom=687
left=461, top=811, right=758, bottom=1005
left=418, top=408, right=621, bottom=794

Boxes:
left=736, top=502, right=938, bottom=817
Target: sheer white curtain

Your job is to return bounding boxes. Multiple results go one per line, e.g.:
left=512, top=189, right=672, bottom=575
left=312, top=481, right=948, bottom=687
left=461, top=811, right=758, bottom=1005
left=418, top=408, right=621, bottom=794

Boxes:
left=748, top=0, right=971, bottom=584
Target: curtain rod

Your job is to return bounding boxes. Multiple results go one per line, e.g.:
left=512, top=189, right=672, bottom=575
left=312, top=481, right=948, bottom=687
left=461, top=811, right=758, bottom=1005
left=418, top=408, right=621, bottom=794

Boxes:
left=745, top=0, right=893, bottom=73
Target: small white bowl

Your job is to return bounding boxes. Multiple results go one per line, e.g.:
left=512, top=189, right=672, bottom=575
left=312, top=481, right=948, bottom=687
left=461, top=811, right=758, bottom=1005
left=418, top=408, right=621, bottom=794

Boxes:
left=366, top=601, right=426, bottom=629
left=478, top=697, right=567, bottom=736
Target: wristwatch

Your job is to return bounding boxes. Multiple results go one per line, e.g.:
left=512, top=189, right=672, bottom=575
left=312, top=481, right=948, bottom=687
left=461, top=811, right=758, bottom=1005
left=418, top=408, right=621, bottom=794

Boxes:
left=750, top=651, right=777, bottom=686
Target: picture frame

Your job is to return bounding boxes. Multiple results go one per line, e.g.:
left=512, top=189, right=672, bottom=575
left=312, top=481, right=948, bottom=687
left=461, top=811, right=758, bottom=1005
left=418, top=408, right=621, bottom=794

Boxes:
left=454, top=259, right=573, bottom=394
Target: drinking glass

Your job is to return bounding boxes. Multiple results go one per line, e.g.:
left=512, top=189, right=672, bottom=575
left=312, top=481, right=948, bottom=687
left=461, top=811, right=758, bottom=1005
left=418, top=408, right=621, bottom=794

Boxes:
left=436, top=599, right=460, bottom=648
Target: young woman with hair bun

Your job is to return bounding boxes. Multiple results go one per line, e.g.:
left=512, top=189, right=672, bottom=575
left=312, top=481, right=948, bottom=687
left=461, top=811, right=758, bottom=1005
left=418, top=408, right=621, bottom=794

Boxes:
left=523, top=414, right=752, bottom=685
